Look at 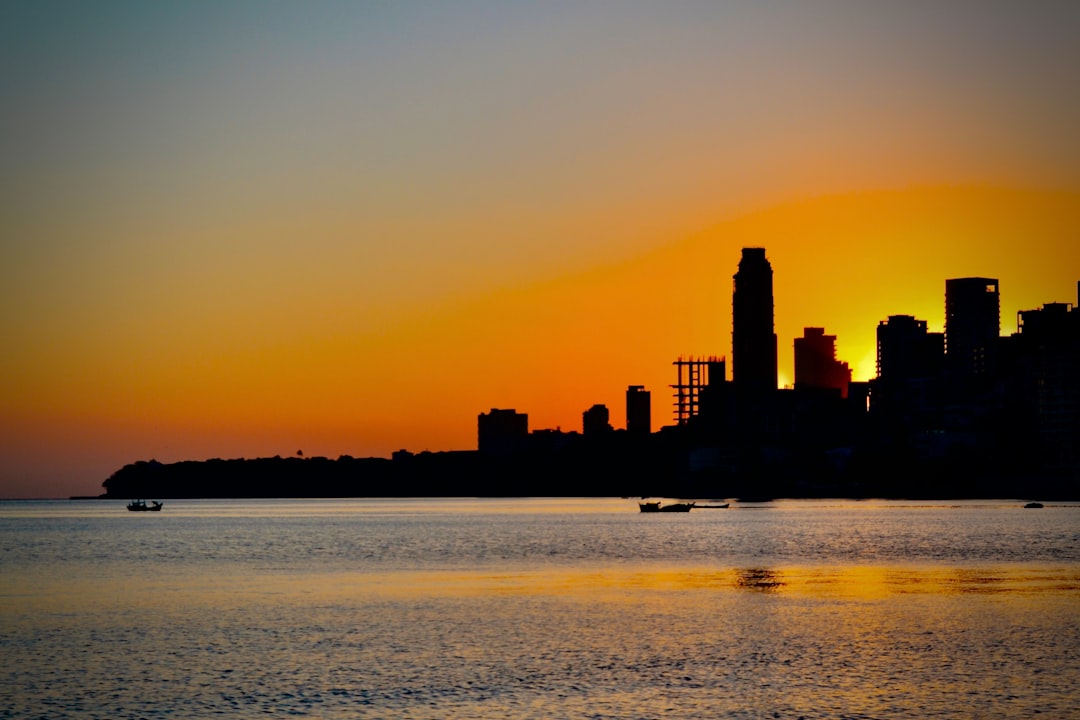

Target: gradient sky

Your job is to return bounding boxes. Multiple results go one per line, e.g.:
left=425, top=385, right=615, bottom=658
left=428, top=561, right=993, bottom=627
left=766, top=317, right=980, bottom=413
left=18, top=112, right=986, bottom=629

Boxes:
left=2, top=1, right=1079, bottom=498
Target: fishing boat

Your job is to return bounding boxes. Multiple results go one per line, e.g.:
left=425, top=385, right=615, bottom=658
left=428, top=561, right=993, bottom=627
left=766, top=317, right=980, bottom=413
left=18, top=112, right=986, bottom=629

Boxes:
left=127, top=499, right=163, bottom=512
left=639, top=501, right=694, bottom=513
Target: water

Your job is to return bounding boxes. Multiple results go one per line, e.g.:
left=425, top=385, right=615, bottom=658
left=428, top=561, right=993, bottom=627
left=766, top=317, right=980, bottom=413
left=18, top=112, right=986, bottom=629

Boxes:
left=2, top=498, right=1078, bottom=719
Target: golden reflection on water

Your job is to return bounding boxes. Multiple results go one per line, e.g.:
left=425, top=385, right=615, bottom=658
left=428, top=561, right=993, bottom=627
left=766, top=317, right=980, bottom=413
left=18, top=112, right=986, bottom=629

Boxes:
left=7, top=564, right=1077, bottom=620
left=6, top=570, right=1078, bottom=717
left=204, top=564, right=1080, bottom=603
left=5, top=499, right=1078, bottom=720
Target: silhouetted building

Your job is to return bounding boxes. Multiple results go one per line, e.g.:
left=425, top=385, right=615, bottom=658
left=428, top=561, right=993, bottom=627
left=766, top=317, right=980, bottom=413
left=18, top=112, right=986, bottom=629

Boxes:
left=732, top=248, right=777, bottom=395
left=871, top=315, right=945, bottom=428
left=794, top=327, right=851, bottom=399
left=582, top=404, right=612, bottom=436
left=945, top=277, right=1000, bottom=390
left=478, top=408, right=528, bottom=455
left=671, top=356, right=725, bottom=424
left=626, top=386, right=651, bottom=435
left=1008, top=299, right=1080, bottom=473
left=876, top=315, right=944, bottom=383
left=99, top=272, right=1080, bottom=501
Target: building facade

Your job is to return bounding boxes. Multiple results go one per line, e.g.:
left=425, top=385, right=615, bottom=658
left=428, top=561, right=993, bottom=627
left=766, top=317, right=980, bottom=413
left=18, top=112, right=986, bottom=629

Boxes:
left=872, top=314, right=945, bottom=425
left=477, top=408, right=528, bottom=455
left=732, top=247, right=777, bottom=395
left=876, top=315, right=944, bottom=383
left=794, top=327, right=851, bottom=398
left=626, top=386, right=651, bottom=435
left=945, top=277, right=1000, bottom=389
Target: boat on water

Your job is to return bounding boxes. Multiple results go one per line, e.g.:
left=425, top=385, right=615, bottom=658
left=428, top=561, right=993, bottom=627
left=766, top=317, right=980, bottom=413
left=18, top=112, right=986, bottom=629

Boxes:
left=639, top=501, right=694, bottom=513
left=127, top=499, right=163, bottom=512
left=1024, top=502, right=1044, bottom=509
left=696, top=503, right=730, bottom=509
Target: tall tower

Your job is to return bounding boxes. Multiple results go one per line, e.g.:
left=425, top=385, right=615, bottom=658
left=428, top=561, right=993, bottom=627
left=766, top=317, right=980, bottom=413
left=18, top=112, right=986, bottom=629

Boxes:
left=626, top=385, right=651, bottom=435
left=945, top=277, right=1000, bottom=387
left=732, top=248, right=777, bottom=394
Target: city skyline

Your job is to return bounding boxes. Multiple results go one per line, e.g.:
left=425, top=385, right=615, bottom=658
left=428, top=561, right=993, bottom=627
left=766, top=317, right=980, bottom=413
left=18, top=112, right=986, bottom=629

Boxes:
left=5, top=193, right=1079, bottom=498
left=101, top=247, right=1079, bottom=502
left=482, top=257, right=1077, bottom=437
left=3, top=3, right=1079, bottom=498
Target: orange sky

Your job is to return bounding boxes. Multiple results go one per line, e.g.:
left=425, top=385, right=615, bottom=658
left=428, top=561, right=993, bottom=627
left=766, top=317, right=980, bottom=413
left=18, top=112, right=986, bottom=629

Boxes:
left=2, top=3, right=1079, bottom=497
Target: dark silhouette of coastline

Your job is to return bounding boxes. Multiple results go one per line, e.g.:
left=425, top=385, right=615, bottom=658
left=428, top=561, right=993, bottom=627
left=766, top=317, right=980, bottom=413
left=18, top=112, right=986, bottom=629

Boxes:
left=97, top=425, right=1076, bottom=501
left=96, top=256, right=1079, bottom=501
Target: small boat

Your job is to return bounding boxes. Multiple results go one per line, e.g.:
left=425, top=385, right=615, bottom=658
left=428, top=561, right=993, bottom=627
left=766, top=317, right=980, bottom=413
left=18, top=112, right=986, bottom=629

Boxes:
left=127, top=499, right=163, bottom=512
left=696, top=503, right=730, bottom=509
left=1023, top=502, right=1044, bottom=509
left=639, top=501, right=694, bottom=513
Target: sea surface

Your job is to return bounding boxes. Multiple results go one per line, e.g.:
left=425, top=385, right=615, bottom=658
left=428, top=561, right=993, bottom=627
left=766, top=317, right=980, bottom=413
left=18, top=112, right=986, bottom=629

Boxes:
left=1, top=497, right=1078, bottom=719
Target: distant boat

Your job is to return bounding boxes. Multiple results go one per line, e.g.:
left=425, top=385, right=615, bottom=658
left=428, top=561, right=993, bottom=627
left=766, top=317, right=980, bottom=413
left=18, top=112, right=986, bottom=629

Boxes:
left=696, top=503, right=730, bottom=509
left=639, top=501, right=694, bottom=513
left=127, top=499, right=163, bottom=512
left=1023, top=502, right=1044, bottom=509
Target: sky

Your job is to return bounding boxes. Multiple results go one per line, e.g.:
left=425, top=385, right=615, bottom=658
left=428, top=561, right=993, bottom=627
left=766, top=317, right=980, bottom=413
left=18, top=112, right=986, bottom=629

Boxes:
left=2, top=1, right=1079, bottom=498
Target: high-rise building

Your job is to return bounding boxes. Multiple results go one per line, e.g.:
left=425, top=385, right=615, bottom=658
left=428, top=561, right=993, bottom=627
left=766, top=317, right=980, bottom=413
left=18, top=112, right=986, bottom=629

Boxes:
left=945, top=277, right=1000, bottom=386
left=582, top=404, right=612, bottom=436
left=876, top=315, right=944, bottom=382
left=1012, top=300, right=1080, bottom=472
left=626, top=385, right=651, bottom=435
left=794, top=327, right=851, bottom=398
left=477, top=408, right=528, bottom=455
left=872, top=314, right=945, bottom=421
left=732, top=248, right=777, bottom=394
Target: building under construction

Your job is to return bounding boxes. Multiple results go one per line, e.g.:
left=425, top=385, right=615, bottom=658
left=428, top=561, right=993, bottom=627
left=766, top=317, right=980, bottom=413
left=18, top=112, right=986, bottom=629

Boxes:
left=671, top=356, right=726, bottom=425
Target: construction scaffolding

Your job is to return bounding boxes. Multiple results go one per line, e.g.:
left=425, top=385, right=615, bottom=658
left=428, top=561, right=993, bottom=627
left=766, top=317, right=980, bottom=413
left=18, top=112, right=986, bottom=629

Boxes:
left=671, top=356, right=725, bottom=425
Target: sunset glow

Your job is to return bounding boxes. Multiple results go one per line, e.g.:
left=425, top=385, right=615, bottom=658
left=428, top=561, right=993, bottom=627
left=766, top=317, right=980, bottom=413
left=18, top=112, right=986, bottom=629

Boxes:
left=2, top=2, right=1078, bottom=497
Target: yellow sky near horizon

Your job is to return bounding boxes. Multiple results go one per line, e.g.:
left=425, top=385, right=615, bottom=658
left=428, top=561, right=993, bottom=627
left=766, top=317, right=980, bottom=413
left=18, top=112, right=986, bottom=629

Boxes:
left=3, top=185, right=1077, bottom=497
